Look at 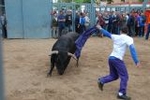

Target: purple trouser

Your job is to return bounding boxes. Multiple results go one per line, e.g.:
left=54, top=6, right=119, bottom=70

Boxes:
left=98, top=57, right=129, bottom=94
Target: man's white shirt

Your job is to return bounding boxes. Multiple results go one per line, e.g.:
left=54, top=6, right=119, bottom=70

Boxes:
left=110, top=34, right=133, bottom=60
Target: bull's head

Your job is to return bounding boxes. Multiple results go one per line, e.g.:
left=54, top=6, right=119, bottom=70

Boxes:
left=48, top=50, right=77, bottom=75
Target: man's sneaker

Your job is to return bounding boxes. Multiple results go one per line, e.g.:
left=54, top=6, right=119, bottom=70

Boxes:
left=97, top=81, right=104, bottom=91
left=117, top=94, right=131, bottom=100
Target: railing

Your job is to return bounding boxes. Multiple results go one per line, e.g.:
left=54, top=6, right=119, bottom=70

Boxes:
left=0, top=30, right=5, bottom=100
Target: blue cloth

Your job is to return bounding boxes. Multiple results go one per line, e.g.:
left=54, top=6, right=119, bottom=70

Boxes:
left=75, top=26, right=98, bottom=58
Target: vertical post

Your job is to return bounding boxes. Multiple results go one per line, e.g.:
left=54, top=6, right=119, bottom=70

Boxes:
left=0, top=0, right=3, bottom=14
left=0, top=0, right=5, bottom=14
left=91, top=0, right=96, bottom=26
left=72, top=0, right=75, bottom=31
left=21, top=0, right=25, bottom=38
left=128, top=1, right=131, bottom=12
left=50, top=0, right=53, bottom=38
left=143, top=0, right=148, bottom=11
left=0, top=28, right=5, bottom=100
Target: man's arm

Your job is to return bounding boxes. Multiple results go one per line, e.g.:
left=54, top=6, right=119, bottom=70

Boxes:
left=129, top=44, right=140, bottom=66
left=96, top=25, right=112, bottom=39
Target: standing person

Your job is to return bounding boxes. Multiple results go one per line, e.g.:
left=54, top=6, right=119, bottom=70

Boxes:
left=97, top=13, right=105, bottom=37
left=145, top=11, right=150, bottom=40
left=84, top=12, right=90, bottom=30
left=57, top=10, right=66, bottom=37
left=0, top=14, right=7, bottom=38
left=127, top=12, right=135, bottom=37
left=0, top=14, right=2, bottom=38
left=113, top=12, right=121, bottom=35
left=103, top=11, right=109, bottom=31
left=108, top=11, right=115, bottom=33
left=140, top=11, right=146, bottom=37
left=145, top=22, right=150, bottom=40
left=96, top=24, right=140, bottom=100
left=51, top=11, right=58, bottom=38
left=75, top=11, right=80, bottom=34
left=65, top=10, right=72, bottom=32
left=138, top=13, right=145, bottom=37
left=78, top=12, right=86, bottom=34
left=134, top=12, right=140, bottom=37
left=97, top=13, right=105, bottom=28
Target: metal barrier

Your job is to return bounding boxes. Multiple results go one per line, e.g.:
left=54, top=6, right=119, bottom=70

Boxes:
left=0, top=3, right=5, bottom=100
left=51, top=2, right=97, bottom=31
left=3, top=1, right=150, bottom=38
left=0, top=28, right=5, bottom=100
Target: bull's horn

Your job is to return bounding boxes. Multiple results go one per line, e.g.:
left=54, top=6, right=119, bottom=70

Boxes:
left=68, top=52, right=77, bottom=61
left=49, top=50, right=59, bottom=56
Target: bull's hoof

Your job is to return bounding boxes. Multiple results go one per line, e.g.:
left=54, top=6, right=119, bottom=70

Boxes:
left=58, top=72, right=64, bottom=75
left=58, top=73, right=64, bottom=75
left=47, top=73, right=51, bottom=77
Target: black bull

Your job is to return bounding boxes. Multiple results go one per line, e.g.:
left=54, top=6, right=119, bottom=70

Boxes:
left=48, top=32, right=80, bottom=76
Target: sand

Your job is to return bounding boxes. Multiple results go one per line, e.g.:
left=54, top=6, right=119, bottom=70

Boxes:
left=2, top=37, right=150, bottom=100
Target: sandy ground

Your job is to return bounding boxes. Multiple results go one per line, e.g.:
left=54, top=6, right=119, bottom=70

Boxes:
left=2, top=36, right=150, bottom=100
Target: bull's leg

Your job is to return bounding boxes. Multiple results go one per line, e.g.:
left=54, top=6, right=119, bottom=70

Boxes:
left=76, top=58, right=79, bottom=67
left=47, top=64, right=54, bottom=77
left=47, top=57, right=55, bottom=77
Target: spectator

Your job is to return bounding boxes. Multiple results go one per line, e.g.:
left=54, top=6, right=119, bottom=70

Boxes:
left=127, top=12, right=135, bottom=37
left=57, top=10, right=66, bottom=37
left=75, top=11, right=80, bottom=34
left=65, top=10, right=72, bottom=32
left=84, top=12, right=90, bottom=30
left=78, top=12, right=86, bottom=34
left=103, top=11, right=109, bottom=30
left=0, top=14, right=7, bottom=38
left=134, top=12, right=140, bottom=36
left=51, top=12, right=58, bottom=38
left=145, top=11, right=150, bottom=40
left=0, top=14, right=2, bottom=38
left=108, top=11, right=115, bottom=33
left=140, top=12, right=146, bottom=37
left=138, top=13, right=145, bottom=37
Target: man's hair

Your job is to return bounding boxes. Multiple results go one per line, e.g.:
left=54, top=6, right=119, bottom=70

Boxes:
left=120, top=26, right=128, bottom=34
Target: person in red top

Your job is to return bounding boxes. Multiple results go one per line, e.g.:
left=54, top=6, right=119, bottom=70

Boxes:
left=145, top=9, right=150, bottom=40
left=97, top=13, right=105, bottom=28
left=96, top=12, right=105, bottom=37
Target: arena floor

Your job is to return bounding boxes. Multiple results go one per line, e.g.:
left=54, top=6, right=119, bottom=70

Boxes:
left=2, top=36, right=150, bottom=100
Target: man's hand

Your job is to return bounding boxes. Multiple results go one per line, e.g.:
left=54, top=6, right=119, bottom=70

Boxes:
left=136, top=62, right=141, bottom=68
left=96, top=24, right=102, bottom=30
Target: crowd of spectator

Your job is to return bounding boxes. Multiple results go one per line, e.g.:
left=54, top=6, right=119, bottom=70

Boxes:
left=51, top=9, right=149, bottom=40
left=0, top=13, right=7, bottom=39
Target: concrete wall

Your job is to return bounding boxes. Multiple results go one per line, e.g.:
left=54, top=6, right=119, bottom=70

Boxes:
left=5, top=0, right=51, bottom=38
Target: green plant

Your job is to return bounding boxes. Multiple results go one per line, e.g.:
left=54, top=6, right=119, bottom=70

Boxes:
left=107, top=0, right=113, bottom=4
